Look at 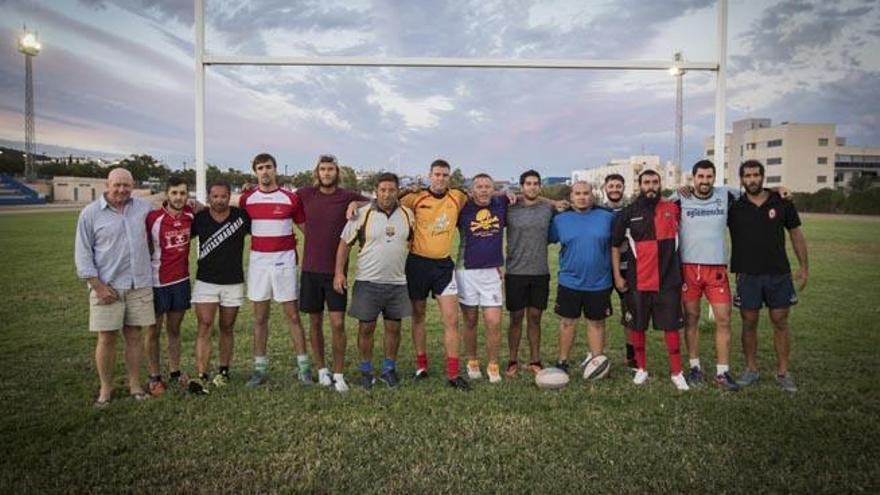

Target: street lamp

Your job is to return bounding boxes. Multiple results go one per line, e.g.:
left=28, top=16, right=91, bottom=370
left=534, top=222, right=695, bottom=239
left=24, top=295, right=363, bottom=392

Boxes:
left=18, top=27, right=41, bottom=181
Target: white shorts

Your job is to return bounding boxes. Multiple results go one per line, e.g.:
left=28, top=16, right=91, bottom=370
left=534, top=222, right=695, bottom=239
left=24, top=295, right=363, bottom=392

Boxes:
left=191, top=281, right=245, bottom=307
left=455, top=268, right=503, bottom=308
left=247, top=262, right=298, bottom=303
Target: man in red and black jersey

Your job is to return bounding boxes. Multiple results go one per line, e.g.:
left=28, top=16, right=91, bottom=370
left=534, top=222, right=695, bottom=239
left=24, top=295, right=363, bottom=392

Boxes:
left=611, top=170, right=689, bottom=391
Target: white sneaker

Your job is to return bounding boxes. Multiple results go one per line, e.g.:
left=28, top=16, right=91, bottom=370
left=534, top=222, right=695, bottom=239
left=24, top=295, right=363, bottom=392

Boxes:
left=467, top=360, right=483, bottom=380
left=670, top=372, right=690, bottom=391
left=633, top=369, right=649, bottom=385
left=333, top=374, right=349, bottom=393
left=487, top=363, right=502, bottom=383
left=578, top=352, right=594, bottom=369
left=318, top=368, right=333, bottom=387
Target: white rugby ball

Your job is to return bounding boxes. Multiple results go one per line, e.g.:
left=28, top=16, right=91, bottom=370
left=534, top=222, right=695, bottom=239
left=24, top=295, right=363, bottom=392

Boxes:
left=535, top=367, right=570, bottom=390
left=582, top=354, right=610, bottom=381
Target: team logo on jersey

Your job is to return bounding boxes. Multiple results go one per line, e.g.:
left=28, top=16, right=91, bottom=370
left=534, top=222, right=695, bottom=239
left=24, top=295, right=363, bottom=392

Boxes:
left=470, top=208, right=500, bottom=235
left=164, top=229, right=189, bottom=250
left=624, top=311, right=633, bottom=322
left=431, top=212, right=450, bottom=235
left=768, top=208, right=777, bottom=219
left=385, top=225, right=396, bottom=238
left=272, top=205, right=284, bottom=216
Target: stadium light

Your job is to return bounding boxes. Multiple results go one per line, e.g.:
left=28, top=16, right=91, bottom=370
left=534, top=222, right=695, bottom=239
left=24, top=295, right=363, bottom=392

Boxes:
left=18, top=26, right=41, bottom=181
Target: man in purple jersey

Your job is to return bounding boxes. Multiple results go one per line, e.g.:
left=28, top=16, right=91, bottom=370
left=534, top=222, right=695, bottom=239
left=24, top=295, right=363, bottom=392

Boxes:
left=297, top=154, right=367, bottom=392
left=457, top=174, right=510, bottom=383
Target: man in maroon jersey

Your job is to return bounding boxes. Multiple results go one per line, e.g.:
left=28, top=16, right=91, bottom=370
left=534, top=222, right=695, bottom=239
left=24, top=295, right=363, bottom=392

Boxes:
left=296, top=154, right=367, bottom=392
left=144, top=176, right=195, bottom=395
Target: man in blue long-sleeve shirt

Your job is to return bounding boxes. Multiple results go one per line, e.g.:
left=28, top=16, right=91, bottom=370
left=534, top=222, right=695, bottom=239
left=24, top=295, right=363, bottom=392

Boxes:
left=549, top=181, right=616, bottom=377
left=75, top=168, right=155, bottom=407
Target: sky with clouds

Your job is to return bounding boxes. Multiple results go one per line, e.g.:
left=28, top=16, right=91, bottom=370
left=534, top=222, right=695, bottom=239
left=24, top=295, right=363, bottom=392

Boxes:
left=1, top=0, right=878, bottom=180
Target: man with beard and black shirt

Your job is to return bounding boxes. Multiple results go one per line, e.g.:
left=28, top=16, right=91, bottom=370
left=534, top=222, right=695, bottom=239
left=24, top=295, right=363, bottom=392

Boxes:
left=728, top=160, right=808, bottom=394
left=612, top=170, right=689, bottom=391
left=191, top=181, right=251, bottom=389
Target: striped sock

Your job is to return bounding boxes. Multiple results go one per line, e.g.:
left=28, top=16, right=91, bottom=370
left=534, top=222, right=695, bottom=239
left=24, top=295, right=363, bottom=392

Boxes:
left=254, top=356, right=268, bottom=373
left=296, top=354, right=311, bottom=375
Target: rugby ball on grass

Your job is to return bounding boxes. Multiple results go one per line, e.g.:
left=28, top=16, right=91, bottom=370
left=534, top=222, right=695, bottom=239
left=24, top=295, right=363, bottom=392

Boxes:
left=535, top=367, right=570, bottom=390
left=582, top=354, right=610, bottom=381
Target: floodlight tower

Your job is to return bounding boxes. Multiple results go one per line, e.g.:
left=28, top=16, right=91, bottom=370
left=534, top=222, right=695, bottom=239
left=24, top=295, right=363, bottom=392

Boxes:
left=669, top=52, right=686, bottom=172
left=18, top=27, right=41, bottom=181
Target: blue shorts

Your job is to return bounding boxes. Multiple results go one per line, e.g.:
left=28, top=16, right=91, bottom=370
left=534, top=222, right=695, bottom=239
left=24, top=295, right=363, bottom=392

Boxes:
left=733, top=273, right=798, bottom=310
left=153, top=280, right=191, bottom=314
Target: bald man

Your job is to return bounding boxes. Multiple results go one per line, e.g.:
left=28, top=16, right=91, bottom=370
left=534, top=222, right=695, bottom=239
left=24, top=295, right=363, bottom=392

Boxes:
left=75, top=167, right=155, bottom=407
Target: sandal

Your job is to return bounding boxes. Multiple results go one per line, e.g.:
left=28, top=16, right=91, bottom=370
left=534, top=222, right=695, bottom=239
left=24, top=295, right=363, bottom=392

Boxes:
left=130, top=392, right=151, bottom=401
left=93, top=398, right=111, bottom=409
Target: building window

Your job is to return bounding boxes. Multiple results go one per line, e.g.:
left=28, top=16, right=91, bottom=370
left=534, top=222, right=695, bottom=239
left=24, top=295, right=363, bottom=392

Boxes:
left=767, top=139, right=783, bottom=148
left=818, top=157, right=828, bottom=165
left=767, top=157, right=783, bottom=165
left=746, top=142, right=756, bottom=150
left=817, top=176, right=827, bottom=183
left=818, top=138, right=829, bottom=146
left=766, top=176, right=781, bottom=184
left=707, top=149, right=714, bottom=156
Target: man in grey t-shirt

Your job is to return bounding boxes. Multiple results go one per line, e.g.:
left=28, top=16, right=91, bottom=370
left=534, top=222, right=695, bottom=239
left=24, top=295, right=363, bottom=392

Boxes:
left=504, top=170, right=556, bottom=377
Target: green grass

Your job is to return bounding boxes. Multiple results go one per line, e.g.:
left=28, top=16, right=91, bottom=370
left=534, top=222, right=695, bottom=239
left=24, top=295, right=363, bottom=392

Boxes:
left=1, top=212, right=878, bottom=493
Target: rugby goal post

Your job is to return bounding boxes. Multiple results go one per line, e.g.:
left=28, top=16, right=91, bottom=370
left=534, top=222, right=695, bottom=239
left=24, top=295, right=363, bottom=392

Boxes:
left=193, top=0, right=728, bottom=202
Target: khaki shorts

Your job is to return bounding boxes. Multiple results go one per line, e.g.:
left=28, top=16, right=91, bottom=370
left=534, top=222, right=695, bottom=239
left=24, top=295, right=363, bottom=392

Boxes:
left=89, top=286, right=156, bottom=332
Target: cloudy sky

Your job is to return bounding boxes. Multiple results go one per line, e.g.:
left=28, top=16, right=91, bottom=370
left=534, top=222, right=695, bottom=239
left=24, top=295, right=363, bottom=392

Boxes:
left=1, top=0, right=878, bottom=180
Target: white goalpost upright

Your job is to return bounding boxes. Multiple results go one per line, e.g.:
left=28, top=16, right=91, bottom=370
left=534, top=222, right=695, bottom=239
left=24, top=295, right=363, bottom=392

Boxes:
left=193, top=0, right=728, bottom=201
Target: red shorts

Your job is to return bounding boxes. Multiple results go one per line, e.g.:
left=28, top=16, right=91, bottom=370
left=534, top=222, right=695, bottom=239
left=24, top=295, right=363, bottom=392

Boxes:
left=681, top=264, right=731, bottom=305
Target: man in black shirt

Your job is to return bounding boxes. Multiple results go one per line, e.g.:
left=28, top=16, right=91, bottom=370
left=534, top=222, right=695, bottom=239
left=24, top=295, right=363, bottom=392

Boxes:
left=190, top=181, right=251, bottom=387
left=728, top=160, right=808, bottom=393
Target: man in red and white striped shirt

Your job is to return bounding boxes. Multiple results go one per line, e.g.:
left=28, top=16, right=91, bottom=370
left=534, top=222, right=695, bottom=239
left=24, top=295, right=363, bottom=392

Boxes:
left=145, top=176, right=195, bottom=396
left=239, top=153, right=311, bottom=387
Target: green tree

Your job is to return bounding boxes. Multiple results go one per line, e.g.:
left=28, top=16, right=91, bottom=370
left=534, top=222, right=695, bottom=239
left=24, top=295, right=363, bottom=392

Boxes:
left=450, top=168, right=465, bottom=189
left=291, top=171, right=313, bottom=188
left=339, top=166, right=359, bottom=190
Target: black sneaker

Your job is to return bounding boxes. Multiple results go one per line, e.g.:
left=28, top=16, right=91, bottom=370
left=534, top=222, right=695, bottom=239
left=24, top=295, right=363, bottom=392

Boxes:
left=379, top=368, right=401, bottom=388
left=361, top=371, right=375, bottom=390
left=555, top=360, right=570, bottom=374
left=187, top=376, right=210, bottom=395
left=413, top=368, right=429, bottom=381
left=714, top=372, right=741, bottom=392
left=686, top=366, right=705, bottom=386
left=447, top=376, right=471, bottom=391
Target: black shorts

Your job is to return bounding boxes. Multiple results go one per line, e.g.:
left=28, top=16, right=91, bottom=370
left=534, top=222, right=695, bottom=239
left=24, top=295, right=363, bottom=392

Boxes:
left=405, top=254, right=456, bottom=301
left=504, top=274, right=550, bottom=312
left=299, top=271, right=347, bottom=313
left=153, top=279, right=191, bottom=315
left=622, top=288, right=683, bottom=332
left=733, top=273, right=798, bottom=310
left=554, top=285, right=612, bottom=320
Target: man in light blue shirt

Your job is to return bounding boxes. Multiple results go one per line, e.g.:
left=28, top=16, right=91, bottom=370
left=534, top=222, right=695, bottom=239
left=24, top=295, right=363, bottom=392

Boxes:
left=75, top=168, right=155, bottom=407
left=548, top=181, right=616, bottom=377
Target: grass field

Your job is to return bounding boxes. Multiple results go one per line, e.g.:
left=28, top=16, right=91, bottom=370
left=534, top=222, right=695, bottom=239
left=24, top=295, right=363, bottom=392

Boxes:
left=1, top=211, right=878, bottom=493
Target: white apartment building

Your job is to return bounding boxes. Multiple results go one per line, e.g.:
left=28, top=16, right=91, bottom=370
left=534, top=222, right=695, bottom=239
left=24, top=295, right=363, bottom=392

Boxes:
left=571, top=155, right=688, bottom=200
left=705, top=118, right=880, bottom=192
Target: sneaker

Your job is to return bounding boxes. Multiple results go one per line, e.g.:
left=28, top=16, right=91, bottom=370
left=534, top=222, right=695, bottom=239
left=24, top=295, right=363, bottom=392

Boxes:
left=413, top=368, right=429, bottom=381
left=148, top=380, right=166, bottom=397
left=447, top=376, right=471, bottom=391
left=298, top=370, right=314, bottom=386
left=333, top=376, right=350, bottom=393
left=187, top=377, right=210, bottom=395
left=670, top=372, right=690, bottom=391
left=713, top=372, right=740, bottom=392
left=633, top=369, right=649, bottom=385
left=554, top=360, right=570, bottom=375
left=212, top=372, right=229, bottom=388
left=528, top=361, right=544, bottom=374
left=318, top=368, right=333, bottom=387
left=361, top=372, right=375, bottom=390
left=245, top=370, right=268, bottom=388
left=686, top=366, right=705, bottom=386
left=379, top=368, right=401, bottom=388
left=776, top=372, right=798, bottom=393
left=487, top=363, right=502, bottom=383
left=578, top=352, right=594, bottom=369
left=736, top=369, right=760, bottom=387
left=467, top=360, right=482, bottom=380
left=505, top=361, right=518, bottom=378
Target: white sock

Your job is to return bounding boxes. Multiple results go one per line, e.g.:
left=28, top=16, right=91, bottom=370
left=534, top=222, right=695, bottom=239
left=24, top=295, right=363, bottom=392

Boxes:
left=318, top=368, right=330, bottom=376
left=716, top=364, right=729, bottom=375
left=333, top=373, right=345, bottom=382
left=689, top=358, right=701, bottom=370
